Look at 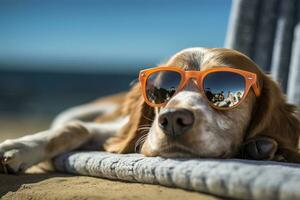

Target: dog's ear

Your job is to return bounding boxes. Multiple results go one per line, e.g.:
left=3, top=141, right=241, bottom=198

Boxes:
left=245, top=74, right=300, bottom=161
left=103, top=83, right=155, bottom=153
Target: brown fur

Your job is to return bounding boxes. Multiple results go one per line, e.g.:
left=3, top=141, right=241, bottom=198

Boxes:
left=244, top=74, right=300, bottom=161
left=103, top=84, right=154, bottom=153
left=46, top=121, right=90, bottom=156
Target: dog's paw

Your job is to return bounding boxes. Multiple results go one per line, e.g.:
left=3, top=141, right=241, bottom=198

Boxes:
left=243, top=137, right=278, bottom=160
left=0, top=139, right=39, bottom=174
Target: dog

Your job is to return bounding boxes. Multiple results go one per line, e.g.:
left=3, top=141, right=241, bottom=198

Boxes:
left=0, top=47, right=299, bottom=174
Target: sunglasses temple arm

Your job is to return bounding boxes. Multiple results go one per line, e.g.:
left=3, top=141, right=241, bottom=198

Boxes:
left=252, top=81, right=261, bottom=97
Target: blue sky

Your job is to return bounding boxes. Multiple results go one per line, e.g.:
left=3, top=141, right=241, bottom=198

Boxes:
left=0, top=0, right=232, bottom=72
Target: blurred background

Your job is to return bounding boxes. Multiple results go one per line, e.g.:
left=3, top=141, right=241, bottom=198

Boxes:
left=0, top=0, right=231, bottom=140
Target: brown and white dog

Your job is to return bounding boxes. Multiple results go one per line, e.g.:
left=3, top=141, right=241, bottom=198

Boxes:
left=0, top=47, right=300, bottom=174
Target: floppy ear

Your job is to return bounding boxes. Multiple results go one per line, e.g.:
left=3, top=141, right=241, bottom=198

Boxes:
left=245, top=74, right=300, bottom=162
left=103, top=83, right=155, bottom=153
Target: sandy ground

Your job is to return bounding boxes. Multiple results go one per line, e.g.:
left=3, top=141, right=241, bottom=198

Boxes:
left=0, top=173, right=218, bottom=200
left=0, top=116, right=219, bottom=200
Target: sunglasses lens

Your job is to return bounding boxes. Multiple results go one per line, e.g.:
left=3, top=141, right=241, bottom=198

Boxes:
left=203, top=72, right=245, bottom=108
left=146, top=71, right=181, bottom=104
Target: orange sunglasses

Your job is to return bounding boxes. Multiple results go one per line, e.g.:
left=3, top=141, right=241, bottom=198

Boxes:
left=139, top=66, right=261, bottom=109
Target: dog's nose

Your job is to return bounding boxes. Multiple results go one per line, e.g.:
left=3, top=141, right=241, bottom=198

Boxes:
left=158, top=108, right=194, bottom=137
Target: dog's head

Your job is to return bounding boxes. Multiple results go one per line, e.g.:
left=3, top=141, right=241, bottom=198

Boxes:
left=104, top=47, right=299, bottom=159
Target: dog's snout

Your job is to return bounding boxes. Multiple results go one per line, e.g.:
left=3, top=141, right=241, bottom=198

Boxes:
left=158, top=108, right=194, bottom=137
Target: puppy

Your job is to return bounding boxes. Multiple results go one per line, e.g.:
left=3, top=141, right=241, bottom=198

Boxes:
left=0, top=47, right=299, bottom=174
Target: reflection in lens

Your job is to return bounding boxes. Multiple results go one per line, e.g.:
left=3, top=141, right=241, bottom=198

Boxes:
left=203, top=71, right=245, bottom=108
left=146, top=71, right=181, bottom=104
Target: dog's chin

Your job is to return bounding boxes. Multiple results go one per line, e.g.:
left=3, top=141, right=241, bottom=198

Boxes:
left=158, top=150, right=195, bottom=158
left=153, top=147, right=229, bottom=159
left=157, top=144, right=196, bottom=158
left=141, top=140, right=198, bottom=158
left=141, top=138, right=233, bottom=158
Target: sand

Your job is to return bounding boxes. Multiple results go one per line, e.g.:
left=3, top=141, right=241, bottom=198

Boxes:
left=0, top=173, right=219, bottom=200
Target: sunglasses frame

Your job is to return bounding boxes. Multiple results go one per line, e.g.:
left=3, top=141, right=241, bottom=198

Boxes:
left=139, top=66, right=261, bottom=109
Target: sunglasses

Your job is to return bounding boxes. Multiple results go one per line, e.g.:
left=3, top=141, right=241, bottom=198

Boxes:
left=139, top=66, right=261, bottom=109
